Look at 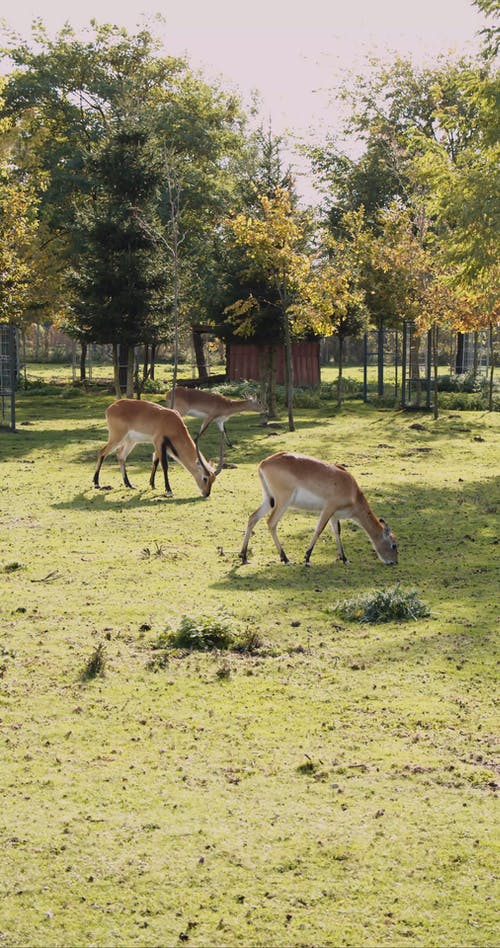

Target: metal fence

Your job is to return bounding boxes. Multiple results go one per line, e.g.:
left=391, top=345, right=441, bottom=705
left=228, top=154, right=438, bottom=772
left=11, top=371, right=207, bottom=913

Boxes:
left=0, top=324, right=18, bottom=431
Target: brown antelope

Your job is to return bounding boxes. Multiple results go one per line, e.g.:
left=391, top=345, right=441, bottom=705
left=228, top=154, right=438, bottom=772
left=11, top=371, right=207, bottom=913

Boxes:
left=166, top=386, right=265, bottom=467
left=93, top=399, right=217, bottom=497
left=240, top=451, right=397, bottom=566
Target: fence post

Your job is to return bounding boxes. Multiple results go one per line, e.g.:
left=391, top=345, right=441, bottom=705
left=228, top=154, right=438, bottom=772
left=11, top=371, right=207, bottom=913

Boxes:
left=363, top=333, right=368, bottom=402
left=402, top=321, right=408, bottom=408
left=377, top=326, right=384, bottom=397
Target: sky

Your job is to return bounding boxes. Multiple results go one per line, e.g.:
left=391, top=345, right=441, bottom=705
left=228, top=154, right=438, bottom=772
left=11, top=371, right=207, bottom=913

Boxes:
left=0, top=0, right=487, bottom=197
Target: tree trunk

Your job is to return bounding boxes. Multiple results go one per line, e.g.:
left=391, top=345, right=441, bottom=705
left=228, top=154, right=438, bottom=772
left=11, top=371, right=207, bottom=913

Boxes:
left=337, top=334, right=344, bottom=407
left=150, top=343, right=156, bottom=380
left=456, top=332, right=464, bottom=374
left=118, top=343, right=128, bottom=395
left=410, top=332, right=422, bottom=407
left=126, top=347, right=135, bottom=398
left=21, top=329, right=28, bottom=388
left=112, top=344, right=122, bottom=399
left=193, top=329, right=208, bottom=380
left=268, top=346, right=278, bottom=419
left=473, top=331, right=479, bottom=377
left=43, top=325, right=49, bottom=360
left=80, top=341, right=87, bottom=382
left=488, top=323, right=495, bottom=412
left=377, top=324, right=384, bottom=397
left=283, top=312, right=295, bottom=432
left=171, top=271, right=180, bottom=398
left=432, top=324, right=439, bottom=420
left=258, top=348, right=268, bottom=415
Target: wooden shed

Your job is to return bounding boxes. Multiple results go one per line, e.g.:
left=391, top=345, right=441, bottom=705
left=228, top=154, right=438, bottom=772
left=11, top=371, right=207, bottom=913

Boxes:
left=227, top=341, right=320, bottom=387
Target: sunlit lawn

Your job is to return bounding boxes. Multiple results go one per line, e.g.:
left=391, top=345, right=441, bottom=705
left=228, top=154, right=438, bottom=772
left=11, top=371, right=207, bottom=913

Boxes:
left=0, top=385, right=498, bottom=947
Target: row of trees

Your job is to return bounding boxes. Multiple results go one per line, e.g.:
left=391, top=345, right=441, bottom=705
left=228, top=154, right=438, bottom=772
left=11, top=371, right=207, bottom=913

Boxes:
left=0, top=2, right=498, bottom=417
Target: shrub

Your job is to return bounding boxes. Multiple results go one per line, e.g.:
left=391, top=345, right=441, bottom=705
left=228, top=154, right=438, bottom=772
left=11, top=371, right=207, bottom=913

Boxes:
left=215, top=380, right=261, bottom=400
left=152, top=612, right=263, bottom=653
left=60, top=385, right=84, bottom=399
left=143, top=377, right=165, bottom=394
left=331, top=585, right=430, bottom=624
left=438, top=372, right=482, bottom=393
left=438, top=392, right=488, bottom=411
left=19, top=379, right=62, bottom=395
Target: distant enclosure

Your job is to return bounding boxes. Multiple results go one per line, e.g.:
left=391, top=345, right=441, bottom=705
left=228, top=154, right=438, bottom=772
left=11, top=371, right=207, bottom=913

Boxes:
left=12, top=322, right=497, bottom=408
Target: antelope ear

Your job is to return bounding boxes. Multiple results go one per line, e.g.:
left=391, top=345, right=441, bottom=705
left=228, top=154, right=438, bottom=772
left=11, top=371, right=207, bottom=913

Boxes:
left=382, top=520, right=391, bottom=537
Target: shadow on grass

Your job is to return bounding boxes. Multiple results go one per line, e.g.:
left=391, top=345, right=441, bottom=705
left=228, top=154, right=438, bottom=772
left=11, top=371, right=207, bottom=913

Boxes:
left=52, top=487, right=203, bottom=512
left=3, top=398, right=494, bottom=469
left=214, top=555, right=498, bottom=677
left=212, top=473, right=500, bottom=609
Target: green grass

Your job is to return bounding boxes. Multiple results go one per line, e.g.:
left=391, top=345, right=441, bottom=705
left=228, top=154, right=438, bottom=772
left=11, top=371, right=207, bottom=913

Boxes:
left=0, top=387, right=498, bottom=947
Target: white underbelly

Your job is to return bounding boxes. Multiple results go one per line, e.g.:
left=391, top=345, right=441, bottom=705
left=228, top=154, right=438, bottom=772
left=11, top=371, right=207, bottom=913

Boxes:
left=185, top=408, right=208, bottom=420
left=126, top=429, right=153, bottom=445
left=290, top=486, right=325, bottom=511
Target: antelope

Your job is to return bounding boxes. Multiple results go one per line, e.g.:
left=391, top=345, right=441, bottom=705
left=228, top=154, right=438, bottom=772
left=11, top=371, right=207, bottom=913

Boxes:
left=93, top=399, right=217, bottom=497
left=240, top=451, right=397, bottom=566
left=166, top=386, right=266, bottom=467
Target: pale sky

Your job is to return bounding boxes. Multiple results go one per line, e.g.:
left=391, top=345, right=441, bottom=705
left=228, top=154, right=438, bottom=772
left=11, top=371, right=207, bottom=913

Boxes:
left=0, top=0, right=486, bottom=197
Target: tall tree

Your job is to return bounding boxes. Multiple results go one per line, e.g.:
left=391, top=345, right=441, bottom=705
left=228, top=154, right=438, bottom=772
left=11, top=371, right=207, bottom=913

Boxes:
left=226, top=187, right=312, bottom=431
left=0, top=82, right=41, bottom=326
left=294, top=211, right=369, bottom=406
left=0, top=20, right=247, bottom=378
left=68, top=117, right=168, bottom=397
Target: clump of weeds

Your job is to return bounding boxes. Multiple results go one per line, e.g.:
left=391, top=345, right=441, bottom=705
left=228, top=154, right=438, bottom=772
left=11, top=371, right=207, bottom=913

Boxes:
left=331, top=584, right=430, bottom=623
left=150, top=611, right=264, bottom=656
left=80, top=642, right=107, bottom=681
left=3, top=561, right=24, bottom=573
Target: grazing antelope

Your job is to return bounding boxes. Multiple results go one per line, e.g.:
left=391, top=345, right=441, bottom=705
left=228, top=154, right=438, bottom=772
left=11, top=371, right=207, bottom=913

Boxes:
left=240, top=451, right=397, bottom=566
left=166, top=386, right=265, bottom=467
left=93, top=399, right=217, bottom=497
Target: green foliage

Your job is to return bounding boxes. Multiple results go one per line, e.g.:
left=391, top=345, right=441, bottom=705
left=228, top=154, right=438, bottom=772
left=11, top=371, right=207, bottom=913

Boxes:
left=438, top=391, right=496, bottom=411
left=211, top=380, right=262, bottom=402
left=438, top=371, right=483, bottom=393
left=1, top=20, right=249, bottom=345
left=319, top=377, right=364, bottom=399
left=154, top=612, right=263, bottom=653
left=142, top=376, right=167, bottom=394
left=0, top=154, right=40, bottom=325
left=332, top=585, right=430, bottom=623
left=310, top=53, right=499, bottom=334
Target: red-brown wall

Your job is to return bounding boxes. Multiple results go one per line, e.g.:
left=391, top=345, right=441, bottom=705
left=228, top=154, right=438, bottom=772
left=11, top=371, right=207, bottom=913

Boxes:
left=228, top=341, right=320, bottom=387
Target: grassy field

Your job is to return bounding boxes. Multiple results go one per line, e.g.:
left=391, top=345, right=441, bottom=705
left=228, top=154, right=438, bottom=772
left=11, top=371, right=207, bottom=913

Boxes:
left=0, top=385, right=498, bottom=947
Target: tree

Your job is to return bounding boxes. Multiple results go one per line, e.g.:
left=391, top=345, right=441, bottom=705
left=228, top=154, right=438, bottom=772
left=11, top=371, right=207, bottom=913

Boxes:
left=473, top=0, right=500, bottom=57
left=405, top=53, right=499, bottom=408
left=308, top=49, right=499, bottom=409
left=0, top=83, right=40, bottom=326
left=226, top=187, right=312, bottom=431
left=68, top=117, right=168, bottom=397
left=293, top=211, right=369, bottom=405
left=1, top=20, right=248, bottom=382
